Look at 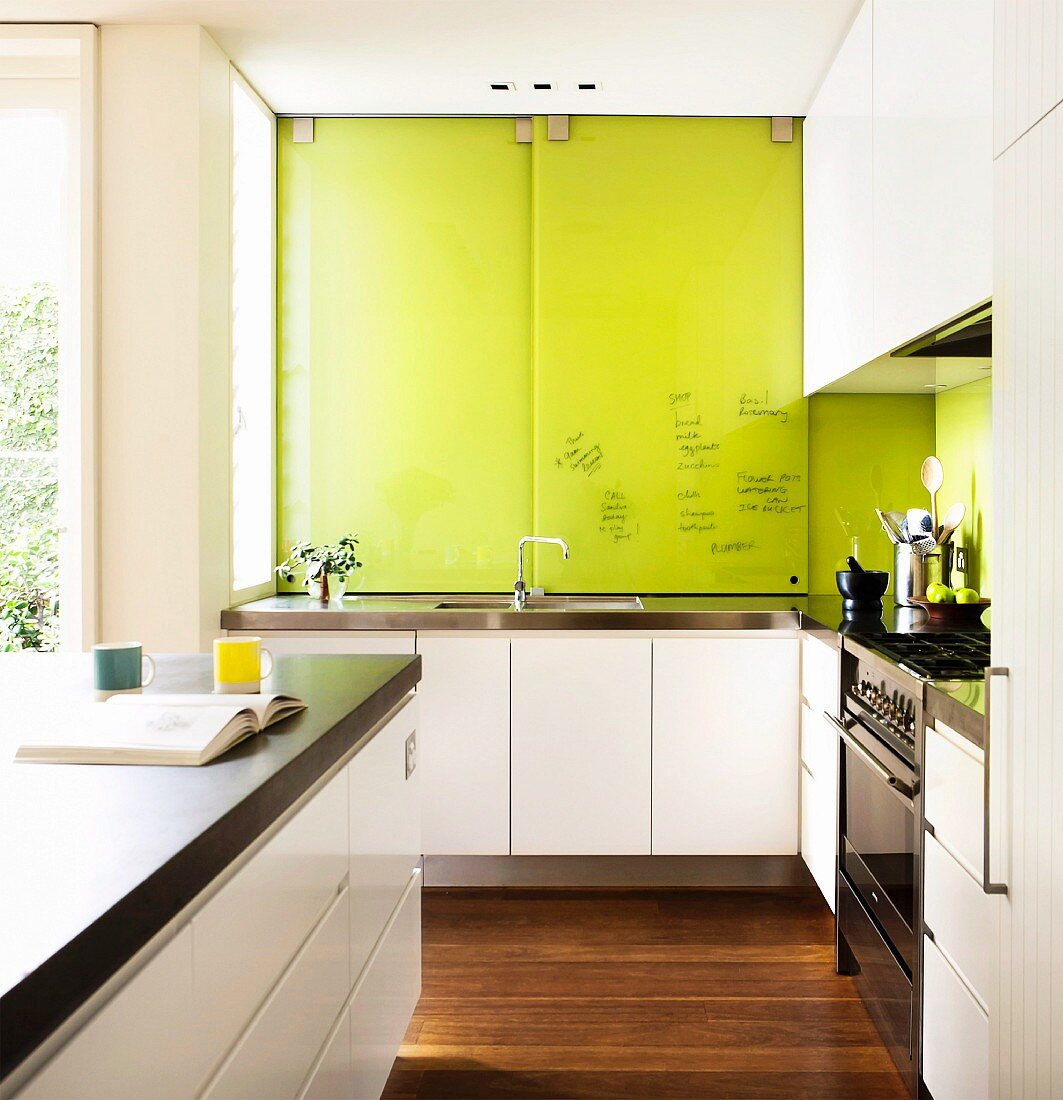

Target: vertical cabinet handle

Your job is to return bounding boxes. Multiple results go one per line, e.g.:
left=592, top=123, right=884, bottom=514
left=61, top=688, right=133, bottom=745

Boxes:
left=983, top=667, right=1008, bottom=895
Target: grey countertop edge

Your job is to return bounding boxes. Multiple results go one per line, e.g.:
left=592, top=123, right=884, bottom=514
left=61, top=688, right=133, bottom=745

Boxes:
left=0, top=655, right=422, bottom=1083
left=924, top=682, right=986, bottom=749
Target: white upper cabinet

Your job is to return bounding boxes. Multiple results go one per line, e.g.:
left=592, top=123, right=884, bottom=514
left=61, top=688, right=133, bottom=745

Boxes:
left=871, top=0, right=993, bottom=356
left=803, top=0, right=874, bottom=396
left=803, top=0, right=993, bottom=393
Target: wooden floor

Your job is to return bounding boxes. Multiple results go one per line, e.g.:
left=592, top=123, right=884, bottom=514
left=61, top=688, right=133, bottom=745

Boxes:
left=382, top=880, right=908, bottom=1099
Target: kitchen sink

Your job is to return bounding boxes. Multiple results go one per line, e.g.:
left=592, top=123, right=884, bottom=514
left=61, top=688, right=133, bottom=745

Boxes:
left=434, top=595, right=644, bottom=611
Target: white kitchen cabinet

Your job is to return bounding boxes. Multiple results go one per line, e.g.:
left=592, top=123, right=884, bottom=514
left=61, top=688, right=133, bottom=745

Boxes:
left=995, top=0, right=1063, bottom=155
left=923, top=719, right=984, bottom=877
left=871, top=0, right=993, bottom=356
left=511, top=636, right=651, bottom=855
left=416, top=634, right=510, bottom=855
left=203, top=888, right=351, bottom=1100
left=300, top=1011, right=351, bottom=1100
left=348, top=696, right=421, bottom=980
left=17, top=928, right=201, bottom=1100
left=800, top=704, right=839, bottom=910
left=800, top=634, right=841, bottom=719
left=922, top=935, right=989, bottom=1100
left=803, top=0, right=874, bottom=394
left=349, top=876, right=422, bottom=1100
left=651, top=638, right=799, bottom=855
left=192, top=768, right=350, bottom=1078
left=229, top=629, right=416, bottom=655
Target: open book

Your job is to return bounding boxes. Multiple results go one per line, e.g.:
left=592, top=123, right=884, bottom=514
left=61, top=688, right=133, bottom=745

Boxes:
left=14, top=693, right=306, bottom=766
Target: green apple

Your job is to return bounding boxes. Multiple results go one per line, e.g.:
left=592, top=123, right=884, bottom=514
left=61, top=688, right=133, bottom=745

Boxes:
left=954, top=587, right=981, bottom=604
left=926, top=583, right=955, bottom=604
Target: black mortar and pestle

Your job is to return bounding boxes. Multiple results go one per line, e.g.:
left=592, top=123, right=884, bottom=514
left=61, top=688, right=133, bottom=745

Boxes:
left=836, top=556, right=890, bottom=616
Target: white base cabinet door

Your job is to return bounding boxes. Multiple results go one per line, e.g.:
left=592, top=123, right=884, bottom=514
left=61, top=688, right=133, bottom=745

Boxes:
left=652, top=638, right=799, bottom=855
left=511, top=637, right=652, bottom=855
left=922, top=935, right=989, bottom=1100
left=417, top=635, right=510, bottom=855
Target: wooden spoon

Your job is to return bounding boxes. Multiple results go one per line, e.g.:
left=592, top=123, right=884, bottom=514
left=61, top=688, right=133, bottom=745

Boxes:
left=936, top=501, right=966, bottom=545
left=921, top=455, right=944, bottom=534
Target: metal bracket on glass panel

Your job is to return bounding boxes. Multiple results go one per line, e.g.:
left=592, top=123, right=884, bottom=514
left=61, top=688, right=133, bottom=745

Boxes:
left=983, top=667, right=1009, bottom=896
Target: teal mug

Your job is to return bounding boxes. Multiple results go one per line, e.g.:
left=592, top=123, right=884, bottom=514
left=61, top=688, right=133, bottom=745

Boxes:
left=93, top=642, right=155, bottom=698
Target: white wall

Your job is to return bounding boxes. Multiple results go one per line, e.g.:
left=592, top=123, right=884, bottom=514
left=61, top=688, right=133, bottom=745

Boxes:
left=98, top=25, right=230, bottom=651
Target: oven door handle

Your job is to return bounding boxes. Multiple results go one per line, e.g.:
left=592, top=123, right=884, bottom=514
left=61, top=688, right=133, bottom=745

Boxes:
left=825, top=712, right=916, bottom=804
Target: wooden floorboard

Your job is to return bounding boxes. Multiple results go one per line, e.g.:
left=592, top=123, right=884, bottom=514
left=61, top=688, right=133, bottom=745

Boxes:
left=383, top=884, right=908, bottom=1099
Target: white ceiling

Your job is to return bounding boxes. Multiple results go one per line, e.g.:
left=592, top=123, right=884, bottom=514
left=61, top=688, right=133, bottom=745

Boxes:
left=0, top=0, right=861, bottom=115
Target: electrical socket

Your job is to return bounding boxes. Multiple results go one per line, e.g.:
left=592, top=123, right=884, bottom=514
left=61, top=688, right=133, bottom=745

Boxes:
left=954, top=545, right=968, bottom=574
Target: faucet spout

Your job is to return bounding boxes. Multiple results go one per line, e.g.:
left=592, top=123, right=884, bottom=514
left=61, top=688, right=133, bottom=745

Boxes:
left=515, top=536, right=570, bottom=610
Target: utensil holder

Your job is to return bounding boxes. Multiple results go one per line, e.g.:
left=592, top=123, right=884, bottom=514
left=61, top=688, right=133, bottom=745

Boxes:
left=894, top=543, right=953, bottom=606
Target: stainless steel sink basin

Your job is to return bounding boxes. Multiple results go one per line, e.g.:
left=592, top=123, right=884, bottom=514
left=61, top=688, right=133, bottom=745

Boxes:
left=434, top=595, right=643, bottom=611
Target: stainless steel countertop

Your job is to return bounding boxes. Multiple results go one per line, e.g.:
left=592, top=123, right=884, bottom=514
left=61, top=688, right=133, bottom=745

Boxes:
left=222, top=593, right=810, bottom=632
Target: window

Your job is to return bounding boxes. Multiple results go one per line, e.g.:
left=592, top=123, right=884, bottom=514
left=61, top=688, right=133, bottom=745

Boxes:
left=0, top=30, right=95, bottom=651
left=229, top=70, right=275, bottom=598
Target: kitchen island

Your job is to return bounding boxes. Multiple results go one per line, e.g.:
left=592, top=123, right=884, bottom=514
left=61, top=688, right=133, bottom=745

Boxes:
left=0, top=653, right=422, bottom=1099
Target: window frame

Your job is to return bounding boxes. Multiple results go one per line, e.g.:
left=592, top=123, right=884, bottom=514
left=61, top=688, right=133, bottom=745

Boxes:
left=228, top=66, right=277, bottom=605
left=0, top=25, right=98, bottom=651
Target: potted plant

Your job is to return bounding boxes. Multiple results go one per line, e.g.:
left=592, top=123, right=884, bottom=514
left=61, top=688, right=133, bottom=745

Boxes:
left=275, top=534, right=363, bottom=603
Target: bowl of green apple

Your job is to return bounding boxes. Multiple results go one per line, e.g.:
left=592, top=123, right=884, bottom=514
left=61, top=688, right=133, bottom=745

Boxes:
left=911, top=583, right=991, bottom=627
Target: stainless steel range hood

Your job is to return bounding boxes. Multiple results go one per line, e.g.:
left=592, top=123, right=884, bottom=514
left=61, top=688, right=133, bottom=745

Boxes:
left=891, top=302, right=992, bottom=358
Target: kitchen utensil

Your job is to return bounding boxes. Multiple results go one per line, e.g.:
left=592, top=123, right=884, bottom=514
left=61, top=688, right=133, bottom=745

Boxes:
left=894, top=543, right=954, bottom=606
left=910, top=596, right=991, bottom=629
left=921, top=455, right=944, bottom=533
left=836, top=569, right=889, bottom=612
left=905, top=508, right=933, bottom=543
left=910, top=535, right=939, bottom=555
left=876, top=509, right=902, bottom=545
left=846, top=555, right=865, bottom=573
left=936, top=501, right=966, bottom=545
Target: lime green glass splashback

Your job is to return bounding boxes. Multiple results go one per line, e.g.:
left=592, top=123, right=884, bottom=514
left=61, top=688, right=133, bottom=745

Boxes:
left=530, top=116, right=806, bottom=592
left=277, top=118, right=533, bottom=591
left=278, top=117, right=806, bottom=592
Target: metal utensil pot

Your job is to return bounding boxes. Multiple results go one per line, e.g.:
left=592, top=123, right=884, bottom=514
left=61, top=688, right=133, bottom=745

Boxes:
left=894, top=543, right=954, bottom=606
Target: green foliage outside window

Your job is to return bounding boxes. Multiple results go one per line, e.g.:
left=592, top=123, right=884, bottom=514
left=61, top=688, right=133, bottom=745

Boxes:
left=0, top=284, right=60, bottom=650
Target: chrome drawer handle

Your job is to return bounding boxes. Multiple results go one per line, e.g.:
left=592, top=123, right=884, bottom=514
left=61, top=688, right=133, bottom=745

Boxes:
left=825, top=712, right=915, bottom=804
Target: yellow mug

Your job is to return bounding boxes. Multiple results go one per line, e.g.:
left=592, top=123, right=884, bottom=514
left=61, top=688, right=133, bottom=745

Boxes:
left=213, top=636, right=273, bottom=694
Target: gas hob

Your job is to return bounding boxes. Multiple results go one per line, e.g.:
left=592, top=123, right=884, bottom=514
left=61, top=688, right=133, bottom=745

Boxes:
left=850, top=632, right=991, bottom=681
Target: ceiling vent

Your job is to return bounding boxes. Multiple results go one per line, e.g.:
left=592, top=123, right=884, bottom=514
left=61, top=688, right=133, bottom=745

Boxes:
left=533, top=82, right=554, bottom=90
left=490, top=82, right=515, bottom=91
left=577, top=82, right=600, bottom=90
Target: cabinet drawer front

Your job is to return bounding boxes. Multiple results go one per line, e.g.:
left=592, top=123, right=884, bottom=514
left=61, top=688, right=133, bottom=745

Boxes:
left=800, top=702, right=838, bottom=784
left=801, top=765, right=837, bottom=913
left=350, top=699, right=422, bottom=980
left=350, top=876, right=422, bottom=1100
left=923, top=831, right=994, bottom=1005
left=922, top=935, right=989, bottom=1100
left=205, top=887, right=351, bottom=1100
left=924, top=721, right=984, bottom=875
left=193, top=769, right=349, bottom=1074
left=300, top=1012, right=351, bottom=1100
left=18, top=928, right=200, bottom=1100
left=801, top=634, right=840, bottom=718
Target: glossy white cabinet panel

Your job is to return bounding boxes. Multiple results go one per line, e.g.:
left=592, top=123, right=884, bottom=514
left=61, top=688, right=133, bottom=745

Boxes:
left=511, top=637, right=651, bottom=855
left=923, top=830, right=994, bottom=1004
left=995, top=0, right=1063, bottom=154
left=349, top=698, right=421, bottom=981
left=204, top=887, right=351, bottom=1100
left=300, top=1011, right=351, bottom=1100
left=350, top=876, right=422, bottom=1100
left=922, top=935, right=989, bottom=1100
left=800, top=705, right=838, bottom=911
left=231, top=630, right=417, bottom=654
left=417, top=635, right=510, bottom=855
left=652, top=638, right=799, bottom=855
left=923, top=720, right=984, bottom=878
left=801, top=634, right=841, bottom=721
left=192, top=768, right=349, bottom=1078
left=17, top=927, right=201, bottom=1100
left=803, top=0, right=874, bottom=393
left=872, top=0, right=992, bottom=356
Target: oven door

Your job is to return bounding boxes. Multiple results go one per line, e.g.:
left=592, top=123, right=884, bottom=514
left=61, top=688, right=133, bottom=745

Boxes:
left=839, top=718, right=916, bottom=972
